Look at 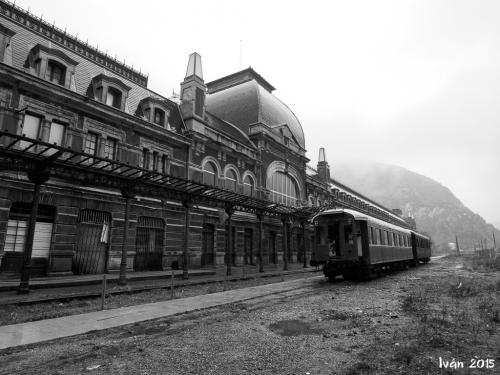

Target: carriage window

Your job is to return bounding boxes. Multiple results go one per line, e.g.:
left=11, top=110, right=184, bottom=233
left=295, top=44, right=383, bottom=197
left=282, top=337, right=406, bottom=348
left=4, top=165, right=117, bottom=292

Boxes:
left=393, top=233, right=397, bottom=246
left=344, top=224, right=353, bottom=245
left=377, top=229, right=382, bottom=245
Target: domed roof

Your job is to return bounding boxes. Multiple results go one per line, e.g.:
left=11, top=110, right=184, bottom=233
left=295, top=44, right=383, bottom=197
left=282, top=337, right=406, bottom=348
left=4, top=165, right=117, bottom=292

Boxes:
left=205, top=69, right=305, bottom=149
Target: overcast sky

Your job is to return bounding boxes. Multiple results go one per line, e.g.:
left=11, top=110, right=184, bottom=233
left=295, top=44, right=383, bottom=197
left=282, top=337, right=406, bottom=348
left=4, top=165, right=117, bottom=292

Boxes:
left=16, top=0, right=500, bottom=226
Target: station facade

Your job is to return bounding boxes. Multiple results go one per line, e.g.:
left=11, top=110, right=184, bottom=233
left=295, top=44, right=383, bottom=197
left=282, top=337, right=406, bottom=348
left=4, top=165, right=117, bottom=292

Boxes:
left=0, top=1, right=409, bottom=277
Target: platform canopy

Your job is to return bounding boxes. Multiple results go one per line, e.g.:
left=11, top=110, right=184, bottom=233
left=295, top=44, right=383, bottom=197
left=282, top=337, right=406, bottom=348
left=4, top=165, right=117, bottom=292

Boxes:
left=0, top=130, right=316, bottom=218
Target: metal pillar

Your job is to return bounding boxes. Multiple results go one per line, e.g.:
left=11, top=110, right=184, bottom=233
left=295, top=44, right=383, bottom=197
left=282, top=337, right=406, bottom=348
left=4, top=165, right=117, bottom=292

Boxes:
left=302, top=220, right=307, bottom=268
left=225, top=205, right=234, bottom=276
left=182, top=199, right=193, bottom=280
left=282, top=216, right=289, bottom=271
left=257, top=212, right=264, bottom=273
left=18, top=182, right=42, bottom=293
left=119, top=189, right=134, bottom=286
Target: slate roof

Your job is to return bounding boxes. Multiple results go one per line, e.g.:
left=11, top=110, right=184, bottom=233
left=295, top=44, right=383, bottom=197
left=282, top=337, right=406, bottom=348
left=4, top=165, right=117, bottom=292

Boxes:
left=0, top=11, right=184, bottom=131
left=205, top=112, right=256, bottom=148
left=206, top=71, right=305, bottom=149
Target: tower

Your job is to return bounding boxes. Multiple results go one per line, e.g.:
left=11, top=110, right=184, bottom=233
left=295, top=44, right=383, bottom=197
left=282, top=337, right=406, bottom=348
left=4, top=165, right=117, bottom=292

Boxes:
left=180, top=52, right=206, bottom=120
left=317, top=147, right=331, bottom=182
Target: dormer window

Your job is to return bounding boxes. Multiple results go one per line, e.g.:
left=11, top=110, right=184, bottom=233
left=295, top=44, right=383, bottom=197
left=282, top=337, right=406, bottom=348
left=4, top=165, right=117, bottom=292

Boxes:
left=89, top=74, right=131, bottom=111
left=26, top=44, right=78, bottom=90
left=136, top=97, right=173, bottom=129
left=154, top=108, right=165, bottom=126
left=106, top=87, right=122, bottom=109
left=47, top=60, right=66, bottom=85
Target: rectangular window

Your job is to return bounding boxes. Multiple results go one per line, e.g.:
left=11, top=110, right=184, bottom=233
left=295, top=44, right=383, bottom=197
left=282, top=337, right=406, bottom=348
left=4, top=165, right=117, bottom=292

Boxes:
left=48, top=122, right=65, bottom=146
left=46, top=121, right=66, bottom=155
left=20, top=114, right=42, bottom=150
left=152, top=151, right=159, bottom=171
left=142, top=148, right=150, bottom=169
left=377, top=229, right=382, bottom=245
left=4, top=220, right=52, bottom=258
left=162, top=154, right=169, bottom=174
left=106, top=91, right=115, bottom=106
left=84, top=132, right=98, bottom=156
left=392, top=233, right=397, bottom=246
left=103, top=138, right=117, bottom=160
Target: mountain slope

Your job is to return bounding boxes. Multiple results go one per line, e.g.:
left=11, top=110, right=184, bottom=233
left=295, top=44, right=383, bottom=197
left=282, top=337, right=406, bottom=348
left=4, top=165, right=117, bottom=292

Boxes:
left=332, top=160, right=499, bottom=252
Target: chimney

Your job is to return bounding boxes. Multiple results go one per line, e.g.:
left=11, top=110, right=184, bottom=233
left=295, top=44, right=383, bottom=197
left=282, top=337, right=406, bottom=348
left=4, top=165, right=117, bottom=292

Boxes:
left=317, top=147, right=330, bottom=182
left=180, top=52, right=206, bottom=119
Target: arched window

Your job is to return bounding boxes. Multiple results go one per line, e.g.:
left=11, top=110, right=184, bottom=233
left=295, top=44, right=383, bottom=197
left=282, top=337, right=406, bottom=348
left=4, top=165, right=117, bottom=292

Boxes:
left=203, top=162, right=217, bottom=186
left=225, top=169, right=238, bottom=191
left=269, top=171, right=298, bottom=206
left=243, top=175, right=255, bottom=196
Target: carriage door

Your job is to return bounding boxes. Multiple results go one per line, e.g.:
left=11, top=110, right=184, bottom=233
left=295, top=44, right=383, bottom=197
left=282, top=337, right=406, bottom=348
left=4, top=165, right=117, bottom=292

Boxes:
left=244, top=228, right=253, bottom=265
left=73, top=209, right=110, bottom=275
left=201, top=224, right=214, bottom=267
left=135, top=216, right=164, bottom=271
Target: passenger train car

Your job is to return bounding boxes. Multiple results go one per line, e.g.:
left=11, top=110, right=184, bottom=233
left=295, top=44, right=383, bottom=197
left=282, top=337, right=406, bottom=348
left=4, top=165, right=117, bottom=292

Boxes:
left=311, top=209, right=431, bottom=280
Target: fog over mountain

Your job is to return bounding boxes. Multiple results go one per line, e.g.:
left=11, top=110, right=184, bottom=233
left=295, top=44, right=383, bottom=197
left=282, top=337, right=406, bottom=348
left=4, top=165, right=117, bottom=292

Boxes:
left=332, top=160, right=500, bottom=252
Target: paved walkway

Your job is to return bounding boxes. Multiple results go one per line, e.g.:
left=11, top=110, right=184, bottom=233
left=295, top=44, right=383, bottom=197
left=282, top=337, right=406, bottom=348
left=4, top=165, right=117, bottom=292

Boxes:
left=0, top=275, right=322, bottom=350
left=0, top=264, right=316, bottom=305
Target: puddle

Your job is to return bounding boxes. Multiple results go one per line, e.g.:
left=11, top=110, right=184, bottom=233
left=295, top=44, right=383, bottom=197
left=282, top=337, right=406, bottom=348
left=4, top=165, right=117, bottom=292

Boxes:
left=268, top=319, right=322, bottom=337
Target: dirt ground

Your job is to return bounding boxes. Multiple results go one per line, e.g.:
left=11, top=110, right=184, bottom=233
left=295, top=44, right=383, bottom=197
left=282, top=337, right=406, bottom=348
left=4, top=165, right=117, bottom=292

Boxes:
left=0, top=255, right=499, bottom=375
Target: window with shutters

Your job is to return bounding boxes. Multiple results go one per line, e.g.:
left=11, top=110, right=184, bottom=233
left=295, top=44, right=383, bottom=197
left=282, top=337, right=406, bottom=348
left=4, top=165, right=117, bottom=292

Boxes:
left=4, top=202, right=55, bottom=259
left=19, top=114, right=41, bottom=151
left=45, top=121, right=66, bottom=156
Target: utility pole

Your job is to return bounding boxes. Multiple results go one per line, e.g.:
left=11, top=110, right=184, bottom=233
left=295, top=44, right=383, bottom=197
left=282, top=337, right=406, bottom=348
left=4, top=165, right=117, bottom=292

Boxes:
left=455, top=235, right=460, bottom=256
left=493, top=230, right=497, bottom=250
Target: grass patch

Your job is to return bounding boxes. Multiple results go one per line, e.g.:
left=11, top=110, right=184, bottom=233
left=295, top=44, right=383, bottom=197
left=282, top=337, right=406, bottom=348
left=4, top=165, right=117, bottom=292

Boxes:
left=345, top=256, right=500, bottom=375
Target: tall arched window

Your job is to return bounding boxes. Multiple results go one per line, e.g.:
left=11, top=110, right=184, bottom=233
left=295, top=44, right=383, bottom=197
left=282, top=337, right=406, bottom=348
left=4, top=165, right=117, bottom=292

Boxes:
left=203, top=162, right=217, bottom=186
left=269, top=171, right=298, bottom=206
left=225, top=169, right=238, bottom=191
left=243, top=175, right=255, bottom=196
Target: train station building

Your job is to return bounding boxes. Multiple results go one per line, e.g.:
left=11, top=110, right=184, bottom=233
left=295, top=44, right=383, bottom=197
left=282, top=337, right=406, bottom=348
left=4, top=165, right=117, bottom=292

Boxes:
left=0, top=0, right=412, bottom=282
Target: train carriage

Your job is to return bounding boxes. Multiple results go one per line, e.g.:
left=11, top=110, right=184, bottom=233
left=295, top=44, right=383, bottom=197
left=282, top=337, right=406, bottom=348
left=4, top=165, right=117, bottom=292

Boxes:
left=311, top=208, right=431, bottom=280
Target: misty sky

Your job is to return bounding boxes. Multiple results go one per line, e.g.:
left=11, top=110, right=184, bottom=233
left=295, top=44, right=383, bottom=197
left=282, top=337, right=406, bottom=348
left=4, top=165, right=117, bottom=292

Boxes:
left=16, top=0, right=500, bottom=225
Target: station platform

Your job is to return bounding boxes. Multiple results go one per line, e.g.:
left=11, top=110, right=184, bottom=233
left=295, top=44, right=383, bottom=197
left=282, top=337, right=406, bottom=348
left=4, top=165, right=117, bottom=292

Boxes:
left=0, top=275, right=322, bottom=350
left=0, top=263, right=318, bottom=305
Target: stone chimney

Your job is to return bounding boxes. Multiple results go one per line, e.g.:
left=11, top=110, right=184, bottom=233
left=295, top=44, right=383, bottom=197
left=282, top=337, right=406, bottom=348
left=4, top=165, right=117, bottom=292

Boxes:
left=180, top=52, right=206, bottom=120
left=317, top=147, right=330, bottom=182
